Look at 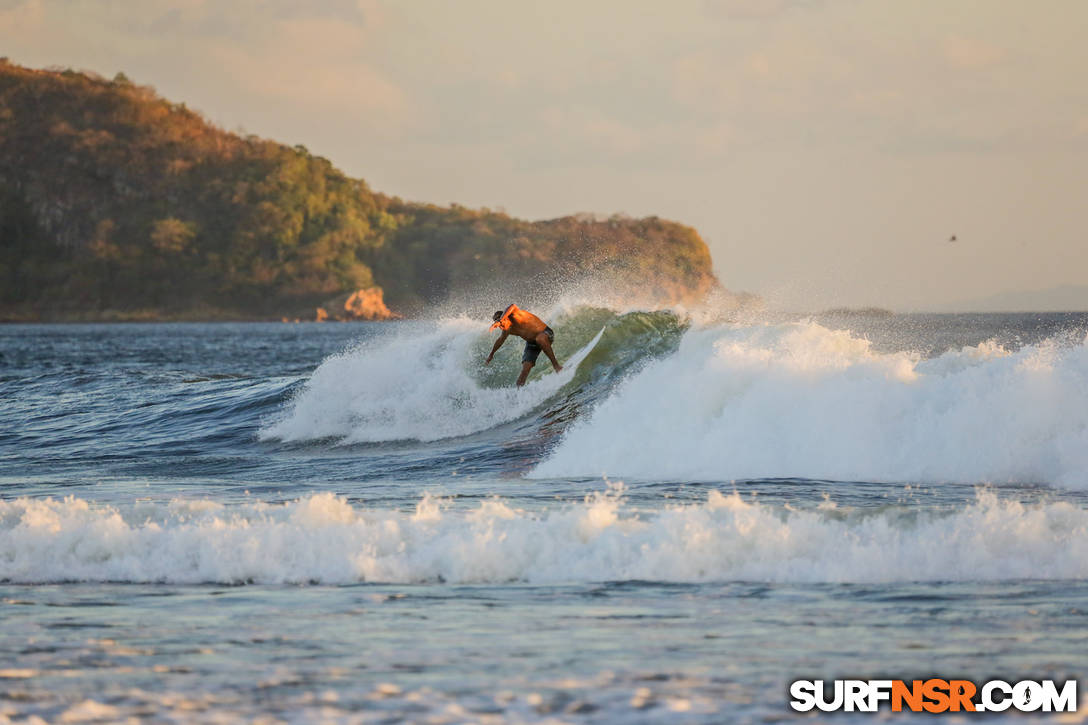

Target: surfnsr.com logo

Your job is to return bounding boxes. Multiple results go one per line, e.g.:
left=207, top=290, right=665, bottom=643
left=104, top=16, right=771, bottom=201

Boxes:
left=789, top=679, right=1078, bottom=713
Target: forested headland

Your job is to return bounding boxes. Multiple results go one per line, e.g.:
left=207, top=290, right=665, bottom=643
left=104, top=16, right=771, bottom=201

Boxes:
left=0, top=61, right=722, bottom=321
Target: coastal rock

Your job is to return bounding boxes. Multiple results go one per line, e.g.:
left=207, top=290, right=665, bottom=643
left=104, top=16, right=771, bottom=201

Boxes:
left=323, top=287, right=397, bottom=321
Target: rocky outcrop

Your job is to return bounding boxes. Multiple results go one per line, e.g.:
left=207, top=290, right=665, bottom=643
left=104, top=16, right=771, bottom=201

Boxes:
left=320, top=287, right=397, bottom=321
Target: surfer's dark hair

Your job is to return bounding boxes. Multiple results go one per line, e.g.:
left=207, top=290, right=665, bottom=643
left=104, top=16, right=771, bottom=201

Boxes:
left=493, top=310, right=505, bottom=322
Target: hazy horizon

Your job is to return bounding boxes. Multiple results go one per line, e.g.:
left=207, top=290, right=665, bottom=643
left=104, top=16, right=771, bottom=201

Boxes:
left=2, top=0, right=1086, bottom=311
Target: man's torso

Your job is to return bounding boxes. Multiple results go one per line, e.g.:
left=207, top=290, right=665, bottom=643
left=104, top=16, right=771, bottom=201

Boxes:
left=507, top=309, right=548, bottom=341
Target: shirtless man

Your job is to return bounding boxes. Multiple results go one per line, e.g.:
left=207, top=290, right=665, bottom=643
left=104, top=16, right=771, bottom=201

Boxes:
left=485, top=304, right=563, bottom=386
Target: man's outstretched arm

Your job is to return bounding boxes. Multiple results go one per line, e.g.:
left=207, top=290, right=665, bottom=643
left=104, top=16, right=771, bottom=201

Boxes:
left=485, top=332, right=509, bottom=364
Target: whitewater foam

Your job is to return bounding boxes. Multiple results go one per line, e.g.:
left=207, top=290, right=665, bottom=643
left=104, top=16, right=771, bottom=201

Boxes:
left=262, top=319, right=602, bottom=443
left=2, top=490, right=1087, bottom=585
left=533, top=321, right=1088, bottom=487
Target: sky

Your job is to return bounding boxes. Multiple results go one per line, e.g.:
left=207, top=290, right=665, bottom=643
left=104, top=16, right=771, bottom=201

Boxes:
left=2, top=0, right=1087, bottom=310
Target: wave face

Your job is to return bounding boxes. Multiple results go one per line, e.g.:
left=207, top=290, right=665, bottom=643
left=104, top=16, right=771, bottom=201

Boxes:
left=533, top=321, right=1088, bottom=487
left=261, top=308, right=686, bottom=444
left=3, top=490, right=1087, bottom=585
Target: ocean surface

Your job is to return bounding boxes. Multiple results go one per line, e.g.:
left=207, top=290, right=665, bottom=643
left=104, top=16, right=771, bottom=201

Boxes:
left=2, top=308, right=1087, bottom=722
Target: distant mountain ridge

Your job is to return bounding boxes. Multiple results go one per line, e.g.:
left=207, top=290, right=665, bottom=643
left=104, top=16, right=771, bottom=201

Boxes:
left=0, top=61, right=720, bottom=320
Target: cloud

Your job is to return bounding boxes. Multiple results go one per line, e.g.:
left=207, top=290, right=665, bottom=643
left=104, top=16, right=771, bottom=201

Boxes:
left=540, top=107, right=645, bottom=156
left=353, top=0, right=386, bottom=29
left=702, top=0, right=820, bottom=20
left=848, top=88, right=908, bottom=117
left=694, top=122, right=735, bottom=155
left=0, top=0, right=44, bottom=35
left=941, top=35, right=1006, bottom=70
left=744, top=52, right=772, bottom=77
left=0, top=1, right=416, bottom=143
left=507, top=104, right=739, bottom=175
left=204, top=16, right=410, bottom=119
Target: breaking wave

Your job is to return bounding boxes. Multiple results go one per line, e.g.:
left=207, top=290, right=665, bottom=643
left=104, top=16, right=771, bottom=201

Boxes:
left=2, top=490, right=1086, bottom=585
left=260, top=307, right=685, bottom=443
left=261, top=304, right=1088, bottom=488
left=534, top=321, right=1088, bottom=488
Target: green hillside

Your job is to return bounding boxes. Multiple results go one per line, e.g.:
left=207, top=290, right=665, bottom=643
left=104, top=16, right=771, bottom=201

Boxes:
left=0, top=61, right=720, bottom=320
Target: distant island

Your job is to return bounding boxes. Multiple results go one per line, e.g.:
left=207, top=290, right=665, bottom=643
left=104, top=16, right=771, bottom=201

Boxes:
left=818, top=307, right=895, bottom=317
left=0, top=61, right=721, bottom=321
left=918, top=285, right=1088, bottom=314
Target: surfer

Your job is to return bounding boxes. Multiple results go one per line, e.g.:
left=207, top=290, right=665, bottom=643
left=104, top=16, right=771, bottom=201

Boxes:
left=485, top=304, right=563, bottom=386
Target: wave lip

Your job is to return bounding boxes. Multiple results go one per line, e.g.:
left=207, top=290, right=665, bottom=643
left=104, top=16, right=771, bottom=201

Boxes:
left=2, top=490, right=1086, bottom=585
left=533, top=322, right=1088, bottom=487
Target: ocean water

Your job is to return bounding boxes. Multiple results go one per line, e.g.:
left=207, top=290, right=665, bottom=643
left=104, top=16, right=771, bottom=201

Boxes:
left=2, top=309, right=1087, bottom=722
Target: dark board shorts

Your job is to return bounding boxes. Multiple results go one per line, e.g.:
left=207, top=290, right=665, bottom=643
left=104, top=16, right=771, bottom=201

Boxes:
left=522, top=327, right=555, bottom=365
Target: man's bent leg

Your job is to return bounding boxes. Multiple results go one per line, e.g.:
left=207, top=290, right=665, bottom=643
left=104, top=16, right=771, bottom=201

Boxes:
left=536, top=332, right=562, bottom=372
left=516, top=361, right=533, bottom=387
